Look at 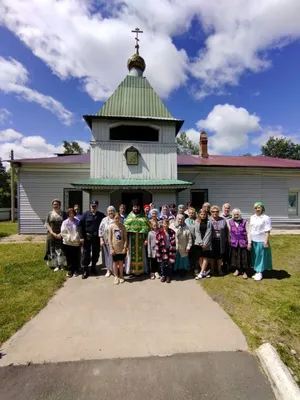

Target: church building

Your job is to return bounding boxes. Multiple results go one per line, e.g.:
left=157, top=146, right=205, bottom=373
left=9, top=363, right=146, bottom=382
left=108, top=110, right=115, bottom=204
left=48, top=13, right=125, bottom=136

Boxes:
left=12, top=31, right=300, bottom=233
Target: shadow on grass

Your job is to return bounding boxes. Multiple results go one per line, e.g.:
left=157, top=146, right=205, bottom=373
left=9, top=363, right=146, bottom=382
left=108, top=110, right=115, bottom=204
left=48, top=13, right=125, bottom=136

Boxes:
left=262, top=269, right=291, bottom=280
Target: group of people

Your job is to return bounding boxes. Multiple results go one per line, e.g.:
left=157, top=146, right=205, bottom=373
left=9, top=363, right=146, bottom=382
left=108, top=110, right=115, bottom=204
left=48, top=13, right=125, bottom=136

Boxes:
left=44, top=199, right=272, bottom=284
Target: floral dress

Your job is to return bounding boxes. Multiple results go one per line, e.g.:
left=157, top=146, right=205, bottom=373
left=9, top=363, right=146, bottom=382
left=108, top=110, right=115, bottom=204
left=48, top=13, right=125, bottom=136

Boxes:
left=44, top=210, right=67, bottom=266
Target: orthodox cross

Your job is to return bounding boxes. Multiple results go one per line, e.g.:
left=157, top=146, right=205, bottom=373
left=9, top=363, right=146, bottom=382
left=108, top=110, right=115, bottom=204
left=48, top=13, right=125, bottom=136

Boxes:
left=131, top=27, right=143, bottom=54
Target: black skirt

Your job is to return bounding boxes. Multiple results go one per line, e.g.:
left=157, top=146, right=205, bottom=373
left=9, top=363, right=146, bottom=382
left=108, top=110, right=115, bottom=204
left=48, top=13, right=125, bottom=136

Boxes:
left=229, top=246, right=249, bottom=271
left=211, top=238, right=223, bottom=260
left=195, top=245, right=212, bottom=259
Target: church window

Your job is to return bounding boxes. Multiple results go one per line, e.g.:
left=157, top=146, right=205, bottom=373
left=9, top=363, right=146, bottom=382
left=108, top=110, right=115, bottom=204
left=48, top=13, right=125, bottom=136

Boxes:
left=110, top=125, right=159, bottom=142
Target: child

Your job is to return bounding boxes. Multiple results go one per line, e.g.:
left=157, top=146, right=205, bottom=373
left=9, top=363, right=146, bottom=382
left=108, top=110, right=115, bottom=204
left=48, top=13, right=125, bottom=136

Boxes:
left=156, top=219, right=176, bottom=283
left=147, top=220, right=160, bottom=279
left=109, top=213, right=127, bottom=285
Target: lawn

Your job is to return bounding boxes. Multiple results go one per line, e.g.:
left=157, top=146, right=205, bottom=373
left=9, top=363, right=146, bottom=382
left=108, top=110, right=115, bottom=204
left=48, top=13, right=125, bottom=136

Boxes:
left=200, top=235, right=300, bottom=384
left=0, top=221, right=18, bottom=238
left=0, top=243, right=65, bottom=344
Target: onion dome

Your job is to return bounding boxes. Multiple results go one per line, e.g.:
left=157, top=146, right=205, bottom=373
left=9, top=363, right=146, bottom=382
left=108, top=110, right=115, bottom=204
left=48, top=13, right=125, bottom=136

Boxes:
left=127, top=53, right=146, bottom=74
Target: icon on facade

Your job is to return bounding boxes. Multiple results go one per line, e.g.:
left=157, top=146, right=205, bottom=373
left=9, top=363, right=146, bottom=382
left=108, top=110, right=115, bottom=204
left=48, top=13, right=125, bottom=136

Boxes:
left=125, top=146, right=139, bottom=165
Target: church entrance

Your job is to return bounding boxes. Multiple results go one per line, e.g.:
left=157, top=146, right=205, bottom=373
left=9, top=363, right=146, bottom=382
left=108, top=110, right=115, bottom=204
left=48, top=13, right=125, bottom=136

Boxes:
left=110, top=189, right=152, bottom=214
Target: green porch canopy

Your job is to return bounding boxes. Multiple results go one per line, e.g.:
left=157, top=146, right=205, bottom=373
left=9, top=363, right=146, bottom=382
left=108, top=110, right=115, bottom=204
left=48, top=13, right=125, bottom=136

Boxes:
left=71, top=178, right=193, bottom=190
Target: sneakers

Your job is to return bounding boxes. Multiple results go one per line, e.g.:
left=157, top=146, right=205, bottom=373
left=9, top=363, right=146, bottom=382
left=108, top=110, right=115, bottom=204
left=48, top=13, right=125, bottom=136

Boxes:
left=119, top=278, right=125, bottom=284
left=105, top=270, right=111, bottom=278
left=254, top=272, right=263, bottom=281
left=150, top=273, right=155, bottom=280
left=73, top=270, right=80, bottom=277
left=54, top=267, right=60, bottom=272
left=155, top=272, right=160, bottom=279
left=195, top=272, right=206, bottom=280
left=66, top=272, right=73, bottom=278
left=114, top=277, right=119, bottom=285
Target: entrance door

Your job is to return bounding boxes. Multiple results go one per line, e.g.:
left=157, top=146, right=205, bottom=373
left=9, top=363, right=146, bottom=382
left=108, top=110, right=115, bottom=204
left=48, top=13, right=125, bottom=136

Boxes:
left=121, top=191, right=152, bottom=213
left=191, top=189, right=208, bottom=211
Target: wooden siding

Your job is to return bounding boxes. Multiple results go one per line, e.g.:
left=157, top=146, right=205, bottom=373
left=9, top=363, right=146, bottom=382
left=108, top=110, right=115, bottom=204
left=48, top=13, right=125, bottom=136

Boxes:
left=19, top=168, right=90, bottom=234
left=178, top=167, right=300, bottom=218
left=152, top=191, right=176, bottom=207
left=90, top=191, right=110, bottom=213
left=91, top=142, right=177, bottom=180
left=91, top=119, right=176, bottom=144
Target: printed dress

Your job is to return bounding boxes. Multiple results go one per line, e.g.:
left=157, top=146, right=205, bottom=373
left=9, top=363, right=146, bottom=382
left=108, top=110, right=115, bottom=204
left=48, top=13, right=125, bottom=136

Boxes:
left=44, top=210, right=67, bottom=266
left=99, top=216, right=115, bottom=272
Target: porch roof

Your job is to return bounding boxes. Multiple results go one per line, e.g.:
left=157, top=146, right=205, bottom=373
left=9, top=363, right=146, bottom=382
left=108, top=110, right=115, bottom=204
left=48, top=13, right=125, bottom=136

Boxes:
left=71, top=178, right=193, bottom=190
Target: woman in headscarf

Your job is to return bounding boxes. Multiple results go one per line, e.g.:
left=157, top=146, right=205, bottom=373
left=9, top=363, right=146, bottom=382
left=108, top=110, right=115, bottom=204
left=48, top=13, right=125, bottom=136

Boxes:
left=220, top=203, right=232, bottom=220
left=156, top=219, right=176, bottom=283
left=61, top=208, right=83, bottom=277
left=249, top=202, right=272, bottom=281
left=210, top=205, right=228, bottom=275
left=99, top=206, right=116, bottom=277
left=228, top=208, right=250, bottom=280
left=195, top=209, right=212, bottom=279
left=174, top=213, right=192, bottom=277
left=44, top=199, right=67, bottom=271
left=177, top=204, right=186, bottom=218
left=149, top=208, right=160, bottom=223
left=160, top=204, right=172, bottom=221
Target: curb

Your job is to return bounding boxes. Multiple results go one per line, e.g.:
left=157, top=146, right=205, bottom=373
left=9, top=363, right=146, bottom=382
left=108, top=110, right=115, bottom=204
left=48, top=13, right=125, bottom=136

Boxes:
left=256, top=343, right=300, bottom=400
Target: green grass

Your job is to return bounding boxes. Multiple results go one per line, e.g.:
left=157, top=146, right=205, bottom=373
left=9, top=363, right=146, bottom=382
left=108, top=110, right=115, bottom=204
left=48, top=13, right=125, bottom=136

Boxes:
left=0, top=243, right=65, bottom=344
left=0, top=221, right=18, bottom=238
left=200, top=235, right=300, bottom=384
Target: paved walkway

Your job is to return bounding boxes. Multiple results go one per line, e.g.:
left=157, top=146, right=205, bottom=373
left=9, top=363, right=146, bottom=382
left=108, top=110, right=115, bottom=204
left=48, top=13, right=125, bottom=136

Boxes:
left=0, top=353, right=275, bottom=400
left=0, top=276, right=247, bottom=366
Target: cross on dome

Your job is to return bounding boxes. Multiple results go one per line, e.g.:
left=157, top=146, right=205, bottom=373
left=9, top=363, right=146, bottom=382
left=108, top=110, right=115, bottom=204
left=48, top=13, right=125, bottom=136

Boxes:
left=131, top=27, right=143, bottom=55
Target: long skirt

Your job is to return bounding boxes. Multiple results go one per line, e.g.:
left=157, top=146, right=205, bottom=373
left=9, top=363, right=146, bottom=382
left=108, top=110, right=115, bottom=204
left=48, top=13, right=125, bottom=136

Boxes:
left=251, top=241, right=272, bottom=273
left=211, top=238, right=223, bottom=260
left=125, top=233, right=148, bottom=275
left=44, top=234, right=65, bottom=267
left=102, top=243, right=113, bottom=272
left=174, top=252, right=190, bottom=271
left=230, top=246, right=249, bottom=271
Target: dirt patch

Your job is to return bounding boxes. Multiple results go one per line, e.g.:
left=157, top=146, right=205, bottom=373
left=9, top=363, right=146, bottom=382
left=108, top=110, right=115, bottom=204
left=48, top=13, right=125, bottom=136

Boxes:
left=0, top=234, right=46, bottom=244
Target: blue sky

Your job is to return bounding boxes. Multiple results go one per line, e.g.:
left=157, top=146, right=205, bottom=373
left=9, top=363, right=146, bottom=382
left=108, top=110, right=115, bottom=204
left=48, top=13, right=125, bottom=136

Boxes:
left=0, top=0, right=300, bottom=161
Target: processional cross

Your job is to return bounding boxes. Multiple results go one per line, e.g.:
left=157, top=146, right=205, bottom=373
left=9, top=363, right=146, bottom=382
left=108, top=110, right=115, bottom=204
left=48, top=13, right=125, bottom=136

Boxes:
left=131, top=27, right=143, bottom=54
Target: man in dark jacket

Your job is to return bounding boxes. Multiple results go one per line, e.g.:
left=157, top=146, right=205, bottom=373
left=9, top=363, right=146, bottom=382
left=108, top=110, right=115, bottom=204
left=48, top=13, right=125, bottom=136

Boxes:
left=80, top=200, right=105, bottom=279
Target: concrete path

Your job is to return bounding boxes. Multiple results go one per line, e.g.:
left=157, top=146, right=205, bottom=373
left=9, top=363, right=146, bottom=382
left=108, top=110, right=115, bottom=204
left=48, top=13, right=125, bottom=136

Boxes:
left=0, top=353, right=275, bottom=400
left=0, top=276, right=247, bottom=366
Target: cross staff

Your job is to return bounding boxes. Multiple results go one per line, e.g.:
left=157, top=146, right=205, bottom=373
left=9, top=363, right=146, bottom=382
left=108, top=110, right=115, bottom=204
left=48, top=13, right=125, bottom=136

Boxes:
left=131, top=27, right=143, bottom=54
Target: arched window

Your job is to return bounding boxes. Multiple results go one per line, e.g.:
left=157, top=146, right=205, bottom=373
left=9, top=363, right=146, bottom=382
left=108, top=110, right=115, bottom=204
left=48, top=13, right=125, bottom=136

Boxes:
left=110, top=125, right=159, bottom=141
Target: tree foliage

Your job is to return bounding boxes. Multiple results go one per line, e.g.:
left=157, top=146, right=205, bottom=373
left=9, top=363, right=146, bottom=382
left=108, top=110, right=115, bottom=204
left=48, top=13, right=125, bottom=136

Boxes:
left=0, top=159, right=11, bottom=208
left=261, top=137, right=300, bottom=160
left=177, top=132, right=199, bottom=155
left=63, top=140, right=84, bottom=154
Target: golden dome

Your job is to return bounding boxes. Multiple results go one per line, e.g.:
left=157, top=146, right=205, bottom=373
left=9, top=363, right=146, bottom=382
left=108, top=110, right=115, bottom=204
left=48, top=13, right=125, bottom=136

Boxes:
left=127, top=53, right=146, bottom=73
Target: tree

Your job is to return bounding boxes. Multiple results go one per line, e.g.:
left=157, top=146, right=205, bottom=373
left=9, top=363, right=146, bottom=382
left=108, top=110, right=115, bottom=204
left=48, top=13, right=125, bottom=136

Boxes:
left=261, top=137, right=300, bottom=160
left=62, top=140, right=84, bottom=154
left=242, top=153, right=252, bottom=156
left=0, top=159, right=11, bottom=208
left=177, top=132, right=199, bottom=155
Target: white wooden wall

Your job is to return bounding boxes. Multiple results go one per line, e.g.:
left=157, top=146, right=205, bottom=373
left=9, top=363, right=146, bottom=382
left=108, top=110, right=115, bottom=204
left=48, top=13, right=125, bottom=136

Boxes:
left=178, top=167, right=300, bottom=219
left=90, top=119, right=178, bottom=180
left=18, top=166, right=90, bottom=234
left=152, top=191, right=176, bottom=208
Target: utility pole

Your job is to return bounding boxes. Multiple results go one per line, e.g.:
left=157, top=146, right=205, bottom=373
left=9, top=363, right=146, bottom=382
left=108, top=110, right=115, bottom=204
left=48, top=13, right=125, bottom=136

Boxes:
left=10, top=150, right=15, bottom=223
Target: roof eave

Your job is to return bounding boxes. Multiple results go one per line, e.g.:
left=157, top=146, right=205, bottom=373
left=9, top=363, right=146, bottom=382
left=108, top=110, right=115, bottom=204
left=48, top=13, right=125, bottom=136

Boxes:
left=83, top=115, right=184, bottom=134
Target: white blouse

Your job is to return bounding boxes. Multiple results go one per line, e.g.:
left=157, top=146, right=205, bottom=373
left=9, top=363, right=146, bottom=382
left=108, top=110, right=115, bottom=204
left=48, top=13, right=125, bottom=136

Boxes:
left=249, top=214, right=272, bottom=242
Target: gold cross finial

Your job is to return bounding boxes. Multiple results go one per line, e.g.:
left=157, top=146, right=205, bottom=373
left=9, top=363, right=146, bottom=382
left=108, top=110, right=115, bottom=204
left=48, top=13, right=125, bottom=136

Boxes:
left=131, top=27, right=143, bottom=55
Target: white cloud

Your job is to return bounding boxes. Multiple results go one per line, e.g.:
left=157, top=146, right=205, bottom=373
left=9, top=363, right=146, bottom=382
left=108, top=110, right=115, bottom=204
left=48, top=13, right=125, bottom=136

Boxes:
left=0, top=131, right=89, bottom=166
left=0, top=108, right=12, bottom=124
left=196, top=104, right=261, bottom=153
left=185, top=128, right=200, bottom=144
left=190, top=0, right=300, bottom=98
left=0, top=128, right=23, bottom=142
left=1, top=0, right=300, bottom=101
left=251, top=126, right=300, bottom=147
left=0, top=57, right=73, bottom=125
left=0, top=0, right=189, bottom=101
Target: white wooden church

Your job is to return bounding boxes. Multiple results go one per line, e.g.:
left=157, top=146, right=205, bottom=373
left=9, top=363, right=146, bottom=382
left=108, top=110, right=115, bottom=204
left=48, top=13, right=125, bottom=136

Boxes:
left=12, top=32, right=300, bottom=233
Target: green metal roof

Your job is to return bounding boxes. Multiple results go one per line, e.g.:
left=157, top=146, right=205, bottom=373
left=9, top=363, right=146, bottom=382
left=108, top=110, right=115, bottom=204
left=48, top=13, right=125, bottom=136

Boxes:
left=83, top=75, right=184, bottom=133
left=71, top=178, right=193, bottom=190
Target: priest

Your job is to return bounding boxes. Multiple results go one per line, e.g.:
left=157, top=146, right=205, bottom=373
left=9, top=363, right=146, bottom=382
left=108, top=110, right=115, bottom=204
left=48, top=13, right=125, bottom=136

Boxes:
left=124, top=199, right=150, bottom=275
